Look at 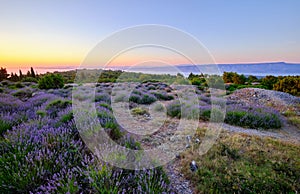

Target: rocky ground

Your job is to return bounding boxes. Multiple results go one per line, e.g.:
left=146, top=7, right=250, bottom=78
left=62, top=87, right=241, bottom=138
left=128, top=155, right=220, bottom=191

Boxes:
left=227, top=88, right=300, bottom=113
left=138, top=88, right=300, bottom=194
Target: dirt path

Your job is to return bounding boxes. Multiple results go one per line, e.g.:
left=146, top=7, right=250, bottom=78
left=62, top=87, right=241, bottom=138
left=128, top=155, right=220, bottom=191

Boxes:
left=137, top=117, right=299, bottom=194
left=135, top=88, right=300, bottom=193
left=199, top=122, right=300, bottom=143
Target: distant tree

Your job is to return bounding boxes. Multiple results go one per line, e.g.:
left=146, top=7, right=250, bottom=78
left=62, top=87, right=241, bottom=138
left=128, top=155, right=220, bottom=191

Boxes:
left=223, top=72, right=245, bottom=84
left=176, top=73, right=184, bottom=78
left=223, top=72, right=235, bottom=83
left=21, top=77, right=38, bottom=83
left=30, top=67, right=36, bottom=78
left=9, top=72, right=19, bottom=82
left=79, top=71, right=86, bottom=81
left=273, top=76, right=300, bottom=96
left=0, top=67, right=9, bottom=81
left=19, top=70, right=23, bottom=79
left=26, top=70, right=31, bottom=77
left=188, top=72, right=196, bottom=80
left=261, top=75, right=278, bottom=90
left=188, top=73, right=207, bottom=86
left=207, top=75, right=224, bottom=89
left=232, top=74, right=246, bottom=85
left=248, top=75, right=258, bottom=83
left=139, top=74, right=152, bottom=82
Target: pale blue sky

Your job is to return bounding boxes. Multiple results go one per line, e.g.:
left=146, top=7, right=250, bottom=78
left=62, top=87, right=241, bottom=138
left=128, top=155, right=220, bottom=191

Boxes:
left=0, top=0, right=299, bottom=69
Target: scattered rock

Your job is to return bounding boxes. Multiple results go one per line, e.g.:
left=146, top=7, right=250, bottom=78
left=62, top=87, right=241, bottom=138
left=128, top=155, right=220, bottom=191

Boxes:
left=190, top=160, right=198, bottom=172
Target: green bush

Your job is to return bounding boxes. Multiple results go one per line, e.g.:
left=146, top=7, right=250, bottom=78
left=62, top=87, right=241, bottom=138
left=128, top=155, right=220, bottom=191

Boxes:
left=223, top=72, right=246, bottom=84
left=15, top=82, right=24, bottom=88
left=288, top=116, right=300, bottom=128
left=124, top=137, right=142, bottom=150
left=225, top=110, right=281, bottom=129
left=261, top=75, right=278, bottom=90
left=153, top=103, right=165, bottom=112
left=46, top=99, right=72, bottom=110
left=140, top=94, right=157, bottom=104
left=273, top=76, right=300, bottom=96
left=99, top=103, right=112, bottom=111
left=131, top=107, right=148, bottom=116
left=21, top=77, right=38, bottom=83
left=60, top=112, right=74, bottom=123
left=151, top=92, right=174, bottom=100
left=1, top=80, right=10, bottom=86
left=13, top=89, right=33, bottom=99
left=0, top=120, right=12, bottom=136
left=201, top=108, right=224, bottom=122
left=166, top=101, right=181, bottom=118
left=129, top=94, right=157, bottom=104
left=36, top=110, right=46, bottom=118
left=46, top=100, right=72, bottom=117
left=105, top=122, right=122, bottom=140
left=38, top=74, right=64, bottom=89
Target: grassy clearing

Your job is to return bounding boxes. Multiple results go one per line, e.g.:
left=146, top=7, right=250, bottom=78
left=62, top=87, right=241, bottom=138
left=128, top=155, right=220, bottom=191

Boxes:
left=131, top=107, right=149, bottom=116
left=288, top=116, right=300, bottom=129
left=180, top=128, right=300, bottom=193
left=282, top=109, right=300, bottom=129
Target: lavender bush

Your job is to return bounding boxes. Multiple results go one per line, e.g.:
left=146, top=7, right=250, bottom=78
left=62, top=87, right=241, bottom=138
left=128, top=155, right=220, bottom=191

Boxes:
left=0, top=85, right=172, bottom=193
left=225, top=105, right=282, bottom=129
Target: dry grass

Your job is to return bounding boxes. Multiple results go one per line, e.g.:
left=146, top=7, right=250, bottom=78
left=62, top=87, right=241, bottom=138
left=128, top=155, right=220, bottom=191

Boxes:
left=282, top=109, right=300, bottom=129
left=179, top=128, right=300, bottom=193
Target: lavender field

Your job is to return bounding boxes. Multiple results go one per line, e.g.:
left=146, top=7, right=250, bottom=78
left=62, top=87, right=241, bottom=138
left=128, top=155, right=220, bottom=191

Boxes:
left=0, top=79, right=299, bottom=193
left=0, top=81, right=173, bottom=193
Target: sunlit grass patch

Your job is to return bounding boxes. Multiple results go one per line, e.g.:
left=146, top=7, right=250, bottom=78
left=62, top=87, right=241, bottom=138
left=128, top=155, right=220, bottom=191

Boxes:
left=131, top=107, right=149, bottom=116
left=180, top=129, right=300, bottom=193
left=288, top=116, right=300, bottom=129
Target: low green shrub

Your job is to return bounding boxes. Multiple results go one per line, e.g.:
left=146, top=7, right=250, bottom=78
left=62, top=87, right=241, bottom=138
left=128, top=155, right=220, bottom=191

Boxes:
left=129, top=93, right=157, bottom=104
left=46, top=99, right=72, bottom=110
left=201, top=108, right=224, bottom=122
left=225, top=110, right=281, bottom=129
left=123, top=136, right=142, bottom=150
left=59, top=112, right=74, bottom=123
left=15, top=82, right=25, bottom=88
left=114, top=94, right=127, bottom=103
left=288, top=116, right=300, bottom=128
left=99, top=103, right=112, bottom=111
left=166, top=101, right=181, bottom=118
left=139, top=94, right=157, bottom=104
left=46, top=99, right=72, bottom=117
left=21, top=77, right=38, bottom=83
left=131, top=107, right=148, bottom=116
left=151, top=92, right=174, bottom=100
left=38, top=74, right=64, bottom=89
left=36, top=110, right=46, bottom=118
left=0, top=120, right=12, bottom=136
left=153, top=103, right=165, bottom=112
left=105, top=122, right=122, bottom=140
left=13, top=89, right=33, bottom=99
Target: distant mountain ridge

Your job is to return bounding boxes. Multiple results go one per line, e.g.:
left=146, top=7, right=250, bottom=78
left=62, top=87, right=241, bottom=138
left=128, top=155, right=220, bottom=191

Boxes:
left=175, top=62, right=300, bottom=76
left=113, top=62, right=300, bottom=77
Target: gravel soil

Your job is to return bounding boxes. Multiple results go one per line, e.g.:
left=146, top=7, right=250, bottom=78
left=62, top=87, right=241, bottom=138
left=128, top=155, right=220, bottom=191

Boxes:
left=138, top=88, right=300, bottom=194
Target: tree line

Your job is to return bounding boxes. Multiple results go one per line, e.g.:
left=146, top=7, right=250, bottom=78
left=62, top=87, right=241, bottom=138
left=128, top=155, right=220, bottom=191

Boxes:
left=188, top=72, right=299, bottom=96
left=0, top=67, right=37, bottom=82
left=0, top=67, right=299, bottom=96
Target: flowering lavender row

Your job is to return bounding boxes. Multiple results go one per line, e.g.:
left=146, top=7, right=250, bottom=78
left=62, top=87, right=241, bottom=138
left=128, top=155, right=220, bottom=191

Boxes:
left=0, top=83, right=172, bottom=193
left=166, top=94, right=282, bottom=129
left=225, top=104, right=282, bottom=129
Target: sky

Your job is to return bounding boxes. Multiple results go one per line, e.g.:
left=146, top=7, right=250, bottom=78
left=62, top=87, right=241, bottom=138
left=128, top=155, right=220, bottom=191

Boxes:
left=0, top=0, right=299, bottom=72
